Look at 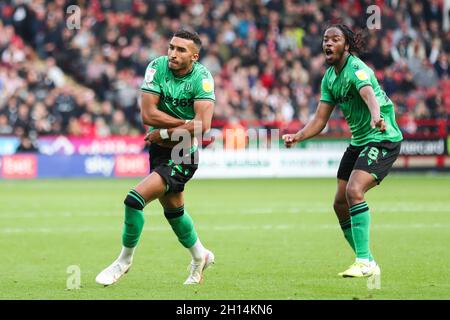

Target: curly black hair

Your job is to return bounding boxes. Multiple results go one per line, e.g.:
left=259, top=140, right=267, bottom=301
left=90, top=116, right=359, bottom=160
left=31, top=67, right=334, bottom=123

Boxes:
left=325, top=24, right=368, bottom=55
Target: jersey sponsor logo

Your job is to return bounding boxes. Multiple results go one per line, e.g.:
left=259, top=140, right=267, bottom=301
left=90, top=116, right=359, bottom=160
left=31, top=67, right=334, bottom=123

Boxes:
left=161, top=93, right=194, bottom=107
left=202, top=79, right=213, bottom=92
left=355, top=69, right=369, bottom=81
left=145, top=68, right=156, bottom=85
left=335, top=93, right=355, bottom=104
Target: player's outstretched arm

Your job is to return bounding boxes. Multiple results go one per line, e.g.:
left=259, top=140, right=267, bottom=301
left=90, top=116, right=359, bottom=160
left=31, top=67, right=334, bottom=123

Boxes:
left=282, top=101, right=334, bottom=148
left=140, top=92, right=186, bottom=128
left=358, top=86, right=386, bottom=132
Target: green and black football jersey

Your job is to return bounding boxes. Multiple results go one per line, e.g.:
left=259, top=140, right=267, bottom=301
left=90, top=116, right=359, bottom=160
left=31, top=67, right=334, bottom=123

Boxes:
left=320, top=54, right=403, bottom=146
left=141, top=56, right=215, bottom=120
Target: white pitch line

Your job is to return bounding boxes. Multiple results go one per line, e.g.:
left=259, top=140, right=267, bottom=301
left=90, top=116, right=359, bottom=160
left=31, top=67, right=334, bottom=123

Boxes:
left=0, top=203, right=450, bottom=219
left=0, top=223, right=449, bottom=234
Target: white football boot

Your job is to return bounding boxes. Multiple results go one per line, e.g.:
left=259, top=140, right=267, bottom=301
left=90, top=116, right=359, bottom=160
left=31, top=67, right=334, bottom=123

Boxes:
left=184, top=250, right=215, bottom=285
left=339, top=260, right=374, bottom=278
left=95, top=260, right=132, bottom=286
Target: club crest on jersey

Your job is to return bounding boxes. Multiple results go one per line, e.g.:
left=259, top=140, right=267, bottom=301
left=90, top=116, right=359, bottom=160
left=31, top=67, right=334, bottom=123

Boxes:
left=145, top=68, right=156, bottom=85
left=202, top=79, right=213, bottom=92
left=355, top=69, right=369, bottom=81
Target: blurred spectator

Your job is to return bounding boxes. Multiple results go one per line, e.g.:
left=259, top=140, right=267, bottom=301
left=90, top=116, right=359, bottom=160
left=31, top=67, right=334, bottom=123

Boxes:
left=434, top=52, right=450, bottom=78
left=0, top=0, right=448, bottom=142
left=15, top=133, right=39, bottom=153
left=46, top=57, right=65, bottom=87
left=0, top=114, right=13, bottom=134
left=95, top=117, right=112, bottom=137
left=110, top=109, right=131, bottom=135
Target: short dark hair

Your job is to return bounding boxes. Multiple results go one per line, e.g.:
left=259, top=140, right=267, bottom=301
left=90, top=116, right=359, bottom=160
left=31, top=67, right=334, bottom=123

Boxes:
left=325, top=24, right=368, bottom=55
left=173, top=29, right=202, bottom=51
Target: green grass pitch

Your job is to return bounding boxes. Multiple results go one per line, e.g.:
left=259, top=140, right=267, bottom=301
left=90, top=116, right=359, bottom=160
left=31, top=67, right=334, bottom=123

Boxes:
left=0, top=174, right=449, bottom=300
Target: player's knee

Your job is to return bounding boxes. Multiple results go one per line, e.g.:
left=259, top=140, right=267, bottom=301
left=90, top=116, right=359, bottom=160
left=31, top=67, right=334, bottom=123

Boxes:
left=124, top=190, right=145, bottom=210
left=345, top=184, right=364, bottom=203
left=164, top=206, right=184, bottom=220
left=333, top=197, right=347, bottom=211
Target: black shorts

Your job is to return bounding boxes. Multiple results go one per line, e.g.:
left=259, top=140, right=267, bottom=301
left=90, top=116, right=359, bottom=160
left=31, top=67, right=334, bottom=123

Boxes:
left=149, top=143, right=198, bottom=194
left=337, top=141, right=401, bottom=183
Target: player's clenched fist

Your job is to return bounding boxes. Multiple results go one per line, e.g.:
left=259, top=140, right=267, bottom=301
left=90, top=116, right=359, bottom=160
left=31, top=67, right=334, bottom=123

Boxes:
left=371, top=118, right=386, bottom=133
left=145, top=129, right=164, bottom=144
left=282, top=134, right=299, bottom=148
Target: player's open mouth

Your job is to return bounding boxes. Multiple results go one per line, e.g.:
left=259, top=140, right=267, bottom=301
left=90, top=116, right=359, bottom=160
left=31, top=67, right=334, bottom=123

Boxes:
left=325, top=49, right=333, bottom=58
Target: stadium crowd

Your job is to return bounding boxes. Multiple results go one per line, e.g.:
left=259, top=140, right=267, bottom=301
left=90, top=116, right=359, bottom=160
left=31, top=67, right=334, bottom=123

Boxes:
left=0, top=0, right=449, bottom=142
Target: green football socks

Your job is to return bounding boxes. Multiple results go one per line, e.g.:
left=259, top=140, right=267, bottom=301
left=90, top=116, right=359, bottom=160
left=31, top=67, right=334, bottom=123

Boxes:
left=165, top=206, right=198, bottom=248
left=340, top=218, right=356, bottom=251
left=349, top=201, right=371, bottom=260
left=122, top=190, right=145, bottom=248
left=340, top=218, right=374, bottom=261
